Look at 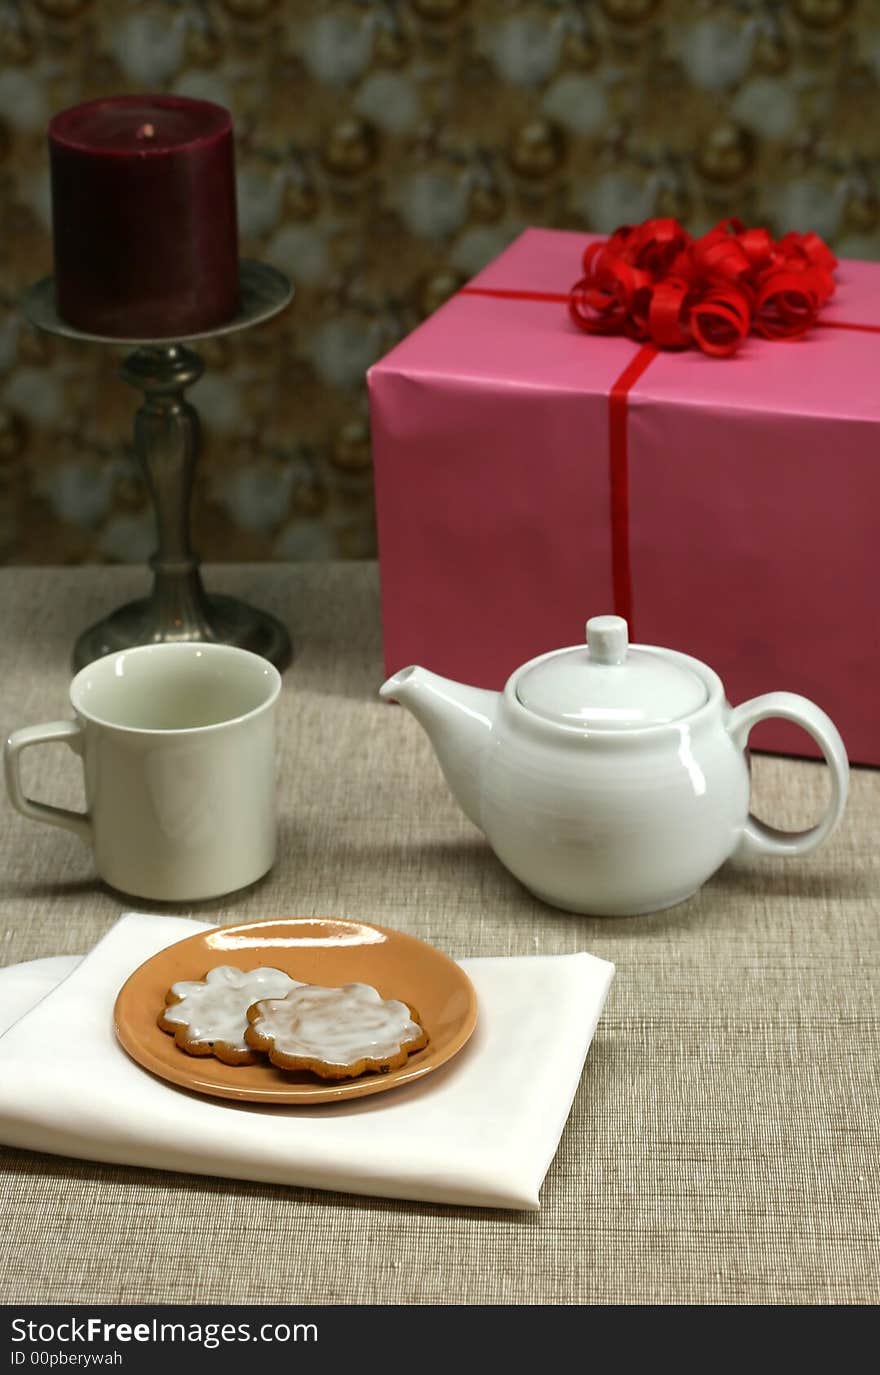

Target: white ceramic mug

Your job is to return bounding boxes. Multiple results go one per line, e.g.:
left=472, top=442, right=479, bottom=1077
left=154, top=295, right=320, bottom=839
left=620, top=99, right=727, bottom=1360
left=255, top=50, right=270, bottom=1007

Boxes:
left=4, top=642, right=281, bottom=902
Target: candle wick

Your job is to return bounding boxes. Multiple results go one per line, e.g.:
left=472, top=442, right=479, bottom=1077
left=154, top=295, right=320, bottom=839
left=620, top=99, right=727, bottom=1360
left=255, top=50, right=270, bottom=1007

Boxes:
left=137, top=123, right=156, bottom=140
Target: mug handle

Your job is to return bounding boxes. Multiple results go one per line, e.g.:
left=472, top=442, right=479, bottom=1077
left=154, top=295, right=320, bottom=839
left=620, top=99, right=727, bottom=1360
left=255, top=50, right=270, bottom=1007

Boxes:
left=4, top=720, right=92, bottom=845
left=726, top=692, right=849, bottom=859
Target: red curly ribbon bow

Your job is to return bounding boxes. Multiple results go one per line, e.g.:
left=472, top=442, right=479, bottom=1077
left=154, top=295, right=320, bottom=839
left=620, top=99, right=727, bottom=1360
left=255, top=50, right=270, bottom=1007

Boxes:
left=568, top=217, right=837, bottom=357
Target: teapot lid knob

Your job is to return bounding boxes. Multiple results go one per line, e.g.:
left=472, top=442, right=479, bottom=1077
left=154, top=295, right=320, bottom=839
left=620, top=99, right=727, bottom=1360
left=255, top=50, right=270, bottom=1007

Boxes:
left=586, top=615, right=628, bottom=665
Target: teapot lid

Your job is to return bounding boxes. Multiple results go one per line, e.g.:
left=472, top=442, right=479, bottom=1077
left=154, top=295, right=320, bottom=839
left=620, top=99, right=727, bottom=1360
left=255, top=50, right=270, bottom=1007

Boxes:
left=516, top=616, right=706, bottom=728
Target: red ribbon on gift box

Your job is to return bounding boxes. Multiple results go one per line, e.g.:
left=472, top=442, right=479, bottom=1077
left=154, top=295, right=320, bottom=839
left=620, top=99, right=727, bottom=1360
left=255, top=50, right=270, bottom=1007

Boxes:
left=567, top=217, right=838, bottom=358
left=461, top=218, right=876, bottom=633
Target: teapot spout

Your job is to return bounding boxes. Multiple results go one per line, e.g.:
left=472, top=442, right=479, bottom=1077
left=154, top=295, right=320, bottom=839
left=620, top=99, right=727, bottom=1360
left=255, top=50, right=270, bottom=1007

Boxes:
left=380, top=666, right=499, bottom=828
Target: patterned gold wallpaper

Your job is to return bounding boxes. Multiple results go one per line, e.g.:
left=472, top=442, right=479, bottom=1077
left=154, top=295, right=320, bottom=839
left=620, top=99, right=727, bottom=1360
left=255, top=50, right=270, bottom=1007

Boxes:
left=1, top=0, right=878, bottom=565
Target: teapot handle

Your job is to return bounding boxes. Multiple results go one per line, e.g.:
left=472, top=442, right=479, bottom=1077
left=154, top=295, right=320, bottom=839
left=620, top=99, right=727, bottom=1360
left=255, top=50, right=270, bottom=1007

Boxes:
left=726, top=692, right=849, bottom=859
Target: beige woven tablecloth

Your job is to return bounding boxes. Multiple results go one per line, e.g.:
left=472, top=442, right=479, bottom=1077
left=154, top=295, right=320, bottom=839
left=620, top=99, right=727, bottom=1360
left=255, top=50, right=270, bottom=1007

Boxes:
left=0, top=562, right=877, bottom=1305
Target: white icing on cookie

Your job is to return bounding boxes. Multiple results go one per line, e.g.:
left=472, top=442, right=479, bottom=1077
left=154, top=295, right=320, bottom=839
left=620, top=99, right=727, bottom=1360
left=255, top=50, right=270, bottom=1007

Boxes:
left=248, top=983, right=424, bottom=1068
left=162, top=965, right=300, bottom=1052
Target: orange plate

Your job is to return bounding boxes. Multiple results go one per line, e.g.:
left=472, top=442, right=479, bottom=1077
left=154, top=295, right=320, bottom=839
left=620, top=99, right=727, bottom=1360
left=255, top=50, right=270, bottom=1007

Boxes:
left=114, top=918, right=478, bottom=1105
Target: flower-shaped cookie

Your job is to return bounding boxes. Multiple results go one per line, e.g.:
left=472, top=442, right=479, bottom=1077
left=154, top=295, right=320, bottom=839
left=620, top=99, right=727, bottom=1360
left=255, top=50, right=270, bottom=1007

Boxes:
left=245, top=982, right=428, bottom=1080
left=159, top=965, right=301, bottom=1065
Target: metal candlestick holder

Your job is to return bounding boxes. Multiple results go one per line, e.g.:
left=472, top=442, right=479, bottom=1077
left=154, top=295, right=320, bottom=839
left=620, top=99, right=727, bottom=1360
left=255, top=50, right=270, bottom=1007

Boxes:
left=23, top=260, right=294, bottom=671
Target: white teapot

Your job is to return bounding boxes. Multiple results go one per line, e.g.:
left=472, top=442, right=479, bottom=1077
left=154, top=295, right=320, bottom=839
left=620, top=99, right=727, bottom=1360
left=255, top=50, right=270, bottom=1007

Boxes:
left=380, top=616, right=849, bottom=916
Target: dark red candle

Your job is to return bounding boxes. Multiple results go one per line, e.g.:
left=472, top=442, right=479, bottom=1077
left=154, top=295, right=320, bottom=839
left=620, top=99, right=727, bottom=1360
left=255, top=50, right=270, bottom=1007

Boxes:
left=48, top=94, right=240, bottom=338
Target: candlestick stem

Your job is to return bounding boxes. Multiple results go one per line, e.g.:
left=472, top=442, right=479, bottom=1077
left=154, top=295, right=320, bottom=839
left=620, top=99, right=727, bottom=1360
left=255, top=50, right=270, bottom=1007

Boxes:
left=69, top=341, right=292, bottom=671
left=123, top=345, right=212, bottom=638
left=129, top=345, right=202, bottom=568
left=23, top=260, right=294, bottom=672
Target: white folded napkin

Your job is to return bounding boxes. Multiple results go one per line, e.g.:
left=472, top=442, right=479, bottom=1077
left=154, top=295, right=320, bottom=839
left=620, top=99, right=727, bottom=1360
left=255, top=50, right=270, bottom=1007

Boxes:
left=0, top=915, right=613, bottom=1210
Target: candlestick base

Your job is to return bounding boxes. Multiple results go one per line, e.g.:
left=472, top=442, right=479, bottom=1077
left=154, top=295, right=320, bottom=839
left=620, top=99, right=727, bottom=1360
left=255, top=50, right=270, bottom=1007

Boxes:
left=23, top=261, right=294, bottom=672
left=73, top=592, right=291, bottom=673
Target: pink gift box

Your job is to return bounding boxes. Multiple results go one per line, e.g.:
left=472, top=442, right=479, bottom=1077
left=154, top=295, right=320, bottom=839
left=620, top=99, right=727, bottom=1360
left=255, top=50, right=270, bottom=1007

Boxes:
left=368, top=228, right=880, bottom=765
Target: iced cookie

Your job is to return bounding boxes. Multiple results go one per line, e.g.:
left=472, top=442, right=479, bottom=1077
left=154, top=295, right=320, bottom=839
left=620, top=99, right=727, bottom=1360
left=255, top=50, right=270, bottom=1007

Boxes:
left=159, top=965, right=301, bottom=1065
left=245, top=982, right=428, bottom=1080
